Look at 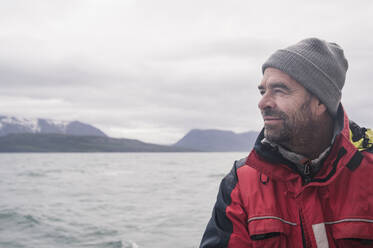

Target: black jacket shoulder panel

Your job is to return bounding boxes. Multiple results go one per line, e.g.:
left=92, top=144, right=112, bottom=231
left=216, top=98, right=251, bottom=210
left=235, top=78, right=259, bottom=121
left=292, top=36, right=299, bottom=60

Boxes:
left=234, top=157, right=247, bottom=169
left=199, top=160, right=241, bottom=247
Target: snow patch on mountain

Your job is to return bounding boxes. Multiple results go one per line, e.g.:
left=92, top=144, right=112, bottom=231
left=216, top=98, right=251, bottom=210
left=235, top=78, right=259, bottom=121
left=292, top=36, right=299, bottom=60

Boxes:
left=0, top=115, right=106, bottom=137
left=44, top=119, right=69, bottom=132
left=0, top=115, right=40, bottom=132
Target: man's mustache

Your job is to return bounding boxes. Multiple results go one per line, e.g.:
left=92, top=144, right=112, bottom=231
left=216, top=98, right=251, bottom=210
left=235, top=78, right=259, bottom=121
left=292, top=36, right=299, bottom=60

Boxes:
left=261, top=108, right=288, bottom=119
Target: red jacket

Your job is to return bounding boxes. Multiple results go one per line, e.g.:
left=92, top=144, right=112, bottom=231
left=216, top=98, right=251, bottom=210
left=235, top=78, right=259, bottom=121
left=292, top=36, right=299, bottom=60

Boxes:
left=200, top=108, right=373, bottom=248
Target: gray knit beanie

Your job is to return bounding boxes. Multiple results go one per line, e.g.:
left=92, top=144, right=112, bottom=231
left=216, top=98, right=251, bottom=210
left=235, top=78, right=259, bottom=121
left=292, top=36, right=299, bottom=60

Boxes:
left=262, top=38, right=348, bottom=116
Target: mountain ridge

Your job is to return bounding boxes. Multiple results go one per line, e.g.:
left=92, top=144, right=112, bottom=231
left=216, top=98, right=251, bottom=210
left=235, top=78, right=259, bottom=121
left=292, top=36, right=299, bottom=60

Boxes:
left=173, top=129, right=259, bottom=152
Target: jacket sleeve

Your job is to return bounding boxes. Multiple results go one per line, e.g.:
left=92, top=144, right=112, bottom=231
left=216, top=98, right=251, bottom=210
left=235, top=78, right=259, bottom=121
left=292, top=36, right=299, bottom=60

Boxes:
left=200, top=161, right=251, bottom=248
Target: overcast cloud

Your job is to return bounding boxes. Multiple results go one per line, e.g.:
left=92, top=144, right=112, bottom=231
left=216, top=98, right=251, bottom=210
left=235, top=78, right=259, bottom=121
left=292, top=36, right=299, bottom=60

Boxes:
left=1, top=0, right=372, bottom=144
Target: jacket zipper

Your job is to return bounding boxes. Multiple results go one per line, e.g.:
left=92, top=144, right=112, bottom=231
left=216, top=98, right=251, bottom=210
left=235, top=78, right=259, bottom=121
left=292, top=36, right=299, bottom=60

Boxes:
left=299, top=209, right=307, bottom=248
left=304, top=160, right=311, bottom=175
left=303, top=160, right=312, bottom=185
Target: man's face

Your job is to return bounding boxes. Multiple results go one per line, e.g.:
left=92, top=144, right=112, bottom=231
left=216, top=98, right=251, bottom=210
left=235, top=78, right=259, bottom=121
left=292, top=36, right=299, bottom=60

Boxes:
left=258, top=68, right=317, bottom=144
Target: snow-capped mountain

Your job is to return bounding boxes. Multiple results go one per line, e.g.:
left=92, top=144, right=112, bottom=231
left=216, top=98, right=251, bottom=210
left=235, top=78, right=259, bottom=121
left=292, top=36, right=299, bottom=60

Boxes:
left=0, top=115, right=107, bottom=137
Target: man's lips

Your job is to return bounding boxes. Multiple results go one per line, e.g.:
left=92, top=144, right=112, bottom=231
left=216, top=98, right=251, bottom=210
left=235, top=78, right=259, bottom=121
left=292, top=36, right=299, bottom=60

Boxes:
left=263, top=116, right=283, bottom=123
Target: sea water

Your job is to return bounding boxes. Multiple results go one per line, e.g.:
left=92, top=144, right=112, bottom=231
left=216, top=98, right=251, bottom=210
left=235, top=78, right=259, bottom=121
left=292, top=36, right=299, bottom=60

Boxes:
left=0, top=152, right=247, bottom=248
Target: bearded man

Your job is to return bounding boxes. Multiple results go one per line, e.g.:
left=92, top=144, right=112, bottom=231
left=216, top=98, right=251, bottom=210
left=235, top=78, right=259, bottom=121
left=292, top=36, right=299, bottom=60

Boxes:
left=200, top=38, right=373, bottom=248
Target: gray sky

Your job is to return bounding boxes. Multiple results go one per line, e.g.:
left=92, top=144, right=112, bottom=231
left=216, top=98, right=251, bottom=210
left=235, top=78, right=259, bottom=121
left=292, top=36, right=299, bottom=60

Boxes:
left=1, top=0, right=372, bottom=144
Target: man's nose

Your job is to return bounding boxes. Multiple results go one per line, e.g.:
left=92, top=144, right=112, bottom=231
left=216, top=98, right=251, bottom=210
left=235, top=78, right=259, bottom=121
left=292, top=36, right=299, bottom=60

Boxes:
left=258, top=93, right=275, bottom=110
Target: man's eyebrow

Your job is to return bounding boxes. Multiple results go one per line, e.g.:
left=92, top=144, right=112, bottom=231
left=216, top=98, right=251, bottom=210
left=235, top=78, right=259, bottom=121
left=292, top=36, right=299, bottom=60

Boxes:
left=270, top=82, right=290, bottom=90
left=258, top=82, right=291, bottom=92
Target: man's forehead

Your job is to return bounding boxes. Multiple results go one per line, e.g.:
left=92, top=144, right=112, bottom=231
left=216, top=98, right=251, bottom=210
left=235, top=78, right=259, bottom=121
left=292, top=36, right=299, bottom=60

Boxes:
left=259, top=67, right=303, bottom=89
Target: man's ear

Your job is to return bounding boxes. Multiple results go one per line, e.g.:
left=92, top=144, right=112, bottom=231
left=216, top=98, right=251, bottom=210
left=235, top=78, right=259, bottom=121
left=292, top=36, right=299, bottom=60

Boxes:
left=315, top=98, right=328, bottom=115
left=311, top=96, right=327, bottom=116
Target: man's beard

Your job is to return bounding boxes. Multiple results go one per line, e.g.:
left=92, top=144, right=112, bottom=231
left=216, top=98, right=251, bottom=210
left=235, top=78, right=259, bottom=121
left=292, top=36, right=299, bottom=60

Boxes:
left=262, top=99, right=315, bottom=145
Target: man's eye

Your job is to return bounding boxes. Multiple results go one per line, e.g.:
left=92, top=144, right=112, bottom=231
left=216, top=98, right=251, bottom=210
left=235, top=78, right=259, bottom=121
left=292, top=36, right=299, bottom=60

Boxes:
left=274, top=89, right=284, bottom=94
left=259, top=91, right=265, bottom=95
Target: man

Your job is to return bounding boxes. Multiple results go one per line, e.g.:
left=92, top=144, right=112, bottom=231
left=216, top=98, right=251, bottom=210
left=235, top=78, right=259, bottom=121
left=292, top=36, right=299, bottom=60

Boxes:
left=200, top=38, right=373, bottom=247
